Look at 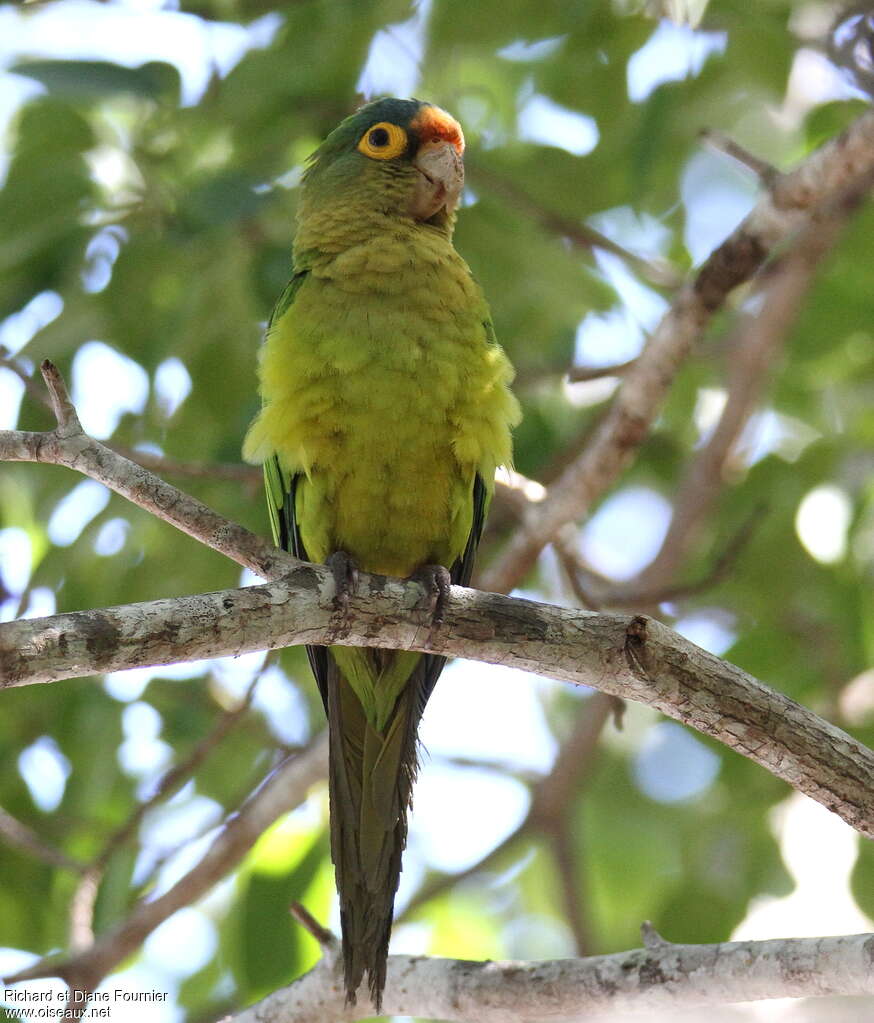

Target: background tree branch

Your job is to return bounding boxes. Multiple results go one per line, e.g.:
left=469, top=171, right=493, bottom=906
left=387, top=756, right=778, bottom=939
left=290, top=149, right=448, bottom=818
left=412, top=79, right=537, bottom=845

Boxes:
left=2, top=733, right=328, bottom=989
left=480, top=108, right=874, bottom=595
left=620, top=174, right=864, bottom=599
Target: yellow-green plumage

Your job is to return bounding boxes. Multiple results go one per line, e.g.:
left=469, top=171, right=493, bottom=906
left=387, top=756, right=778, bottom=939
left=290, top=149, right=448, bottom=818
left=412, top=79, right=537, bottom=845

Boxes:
left=244, top=97, right=519, bottom=1010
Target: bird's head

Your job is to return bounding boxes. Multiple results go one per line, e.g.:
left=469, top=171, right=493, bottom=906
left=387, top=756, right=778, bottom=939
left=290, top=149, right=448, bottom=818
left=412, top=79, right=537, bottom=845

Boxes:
left=295, top=98, right=466, bottom=258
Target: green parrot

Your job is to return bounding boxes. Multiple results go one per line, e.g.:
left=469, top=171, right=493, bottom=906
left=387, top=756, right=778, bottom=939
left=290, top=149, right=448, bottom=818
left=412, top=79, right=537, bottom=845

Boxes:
left=243, top=97, right=519, bottom=1010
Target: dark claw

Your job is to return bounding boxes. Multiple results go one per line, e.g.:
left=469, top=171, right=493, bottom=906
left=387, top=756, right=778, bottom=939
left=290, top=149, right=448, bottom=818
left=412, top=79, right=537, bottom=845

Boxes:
left=410, top=564, right=452, bottom=627
left=327, top=550, right=359, bottom=614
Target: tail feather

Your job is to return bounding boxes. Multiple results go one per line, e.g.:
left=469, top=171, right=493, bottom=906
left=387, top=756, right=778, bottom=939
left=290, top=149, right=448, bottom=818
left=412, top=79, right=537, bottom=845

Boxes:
left=326, top=653, right=425, bottom=1011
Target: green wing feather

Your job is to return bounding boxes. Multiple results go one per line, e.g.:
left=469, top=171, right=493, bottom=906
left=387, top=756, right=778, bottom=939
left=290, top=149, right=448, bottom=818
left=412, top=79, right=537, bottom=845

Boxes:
left=262, top=272, right=308, bottom=551
left=261, top=271, right=332, bottom=710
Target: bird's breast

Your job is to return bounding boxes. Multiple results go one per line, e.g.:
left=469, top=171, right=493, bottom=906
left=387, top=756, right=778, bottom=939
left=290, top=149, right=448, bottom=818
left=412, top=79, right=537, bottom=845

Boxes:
left=260, top=241, right=489, bottom=574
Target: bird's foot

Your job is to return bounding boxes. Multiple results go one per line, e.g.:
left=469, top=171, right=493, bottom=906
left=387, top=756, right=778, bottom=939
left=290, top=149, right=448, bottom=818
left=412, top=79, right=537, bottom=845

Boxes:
left=409, top=564, right=452, bottom=628
left=327, top=550, right=359, bottom=625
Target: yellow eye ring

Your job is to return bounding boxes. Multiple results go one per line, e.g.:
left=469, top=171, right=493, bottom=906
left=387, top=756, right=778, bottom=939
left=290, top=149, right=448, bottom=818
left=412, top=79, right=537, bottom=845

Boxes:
left=357, top=121, right=407, bottom=161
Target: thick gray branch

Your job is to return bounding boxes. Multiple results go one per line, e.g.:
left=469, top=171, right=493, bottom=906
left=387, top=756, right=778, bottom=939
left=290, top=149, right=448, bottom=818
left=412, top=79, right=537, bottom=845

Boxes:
left=2, top=570, right=872, bottom=838
left=233, top=932, right=874, bottom=1022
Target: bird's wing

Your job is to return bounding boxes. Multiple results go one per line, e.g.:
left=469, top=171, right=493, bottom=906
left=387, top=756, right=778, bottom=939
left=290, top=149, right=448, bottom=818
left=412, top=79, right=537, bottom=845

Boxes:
left=260, top=272, right=331, bottom=709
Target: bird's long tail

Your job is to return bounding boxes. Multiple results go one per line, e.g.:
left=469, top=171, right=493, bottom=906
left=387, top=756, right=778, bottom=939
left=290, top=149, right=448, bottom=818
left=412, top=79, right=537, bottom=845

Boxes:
left=325, top=650, right=426, bottom=1011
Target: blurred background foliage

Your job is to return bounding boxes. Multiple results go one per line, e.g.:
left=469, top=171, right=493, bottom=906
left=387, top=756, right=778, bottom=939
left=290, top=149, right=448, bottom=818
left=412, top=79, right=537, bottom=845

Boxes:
left=1, top=0, right=874, bottom=1021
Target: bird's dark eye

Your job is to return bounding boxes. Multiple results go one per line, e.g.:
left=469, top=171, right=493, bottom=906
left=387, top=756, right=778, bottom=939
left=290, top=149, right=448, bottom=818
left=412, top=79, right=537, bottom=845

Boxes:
left=368, top=127, right=390, bottom=147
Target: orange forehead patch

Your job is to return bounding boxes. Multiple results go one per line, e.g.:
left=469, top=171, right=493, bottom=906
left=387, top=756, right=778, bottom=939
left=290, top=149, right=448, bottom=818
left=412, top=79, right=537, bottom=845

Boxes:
left=410, top=105, right=465, bottom=154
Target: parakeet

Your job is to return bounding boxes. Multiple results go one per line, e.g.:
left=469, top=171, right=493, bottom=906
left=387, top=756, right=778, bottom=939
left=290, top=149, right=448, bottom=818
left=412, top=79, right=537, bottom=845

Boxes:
left=243, top=97, right=519, bottom=1010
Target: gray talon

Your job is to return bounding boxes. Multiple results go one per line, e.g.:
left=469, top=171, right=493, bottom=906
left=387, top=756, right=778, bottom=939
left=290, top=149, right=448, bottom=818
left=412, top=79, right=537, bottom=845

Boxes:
left=328, top=550, right=359, bottom=613
left=411, top=564, right=452, bottom=626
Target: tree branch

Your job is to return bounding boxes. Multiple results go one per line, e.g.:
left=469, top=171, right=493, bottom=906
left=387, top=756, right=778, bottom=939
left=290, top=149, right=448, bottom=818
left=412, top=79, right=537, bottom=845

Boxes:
left=480, top=108, right=874, bottom=595
left=700, top=128, right=780, bottom=183
left=2, top=571, right=873, bottom=838
left=65, top=670, right=265, bottom=951
left=471, top=163, right=683, bottom=289
left=567, top=357, right=638, bottom=383
left=625, top=174, right=861, bottom=598
left=0, top=806, right=85, bottom=873
left=1, top=733, right=328, bottom=988
left=558, top=504, right=767, bottom=611
left=0, top=361, right=296, bottom=582
left=92, top=669, right=262, bottom=871
left=229, top=931, right=874, bottom=1022
left=107, top=447, right=263, bottom=489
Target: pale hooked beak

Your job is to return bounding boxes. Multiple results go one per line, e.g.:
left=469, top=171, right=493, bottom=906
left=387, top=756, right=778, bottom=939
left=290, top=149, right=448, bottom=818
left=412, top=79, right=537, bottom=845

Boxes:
left=410, top=139, right=464, bottom=220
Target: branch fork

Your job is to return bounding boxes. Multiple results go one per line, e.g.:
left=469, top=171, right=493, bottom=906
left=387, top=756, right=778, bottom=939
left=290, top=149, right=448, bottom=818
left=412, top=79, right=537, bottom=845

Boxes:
left=39, top=359, right=82, bottom=438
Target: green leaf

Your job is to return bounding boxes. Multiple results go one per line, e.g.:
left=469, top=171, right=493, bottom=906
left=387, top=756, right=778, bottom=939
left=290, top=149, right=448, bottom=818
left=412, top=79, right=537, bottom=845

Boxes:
left=234, top=819, right=329, bottom=1001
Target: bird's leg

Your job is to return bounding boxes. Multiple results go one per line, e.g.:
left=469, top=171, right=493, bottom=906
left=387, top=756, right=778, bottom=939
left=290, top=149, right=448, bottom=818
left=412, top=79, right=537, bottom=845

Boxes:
left=409, top=564, right=452, bottom=627
left=327, top=549, right=359, bottom=621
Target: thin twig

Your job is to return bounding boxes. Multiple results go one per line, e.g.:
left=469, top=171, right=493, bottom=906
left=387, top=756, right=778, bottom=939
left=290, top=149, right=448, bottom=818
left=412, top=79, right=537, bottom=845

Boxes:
left=0, top=806, right=85, bottom=872
left=40, top=359, right=81, bottom=436
left=94, top=670, right=262, bottom=870
left=0, top=347, right=52, bottom=411
left=110, top=446, right=263, bottom=487
left=554, top=531, right=602, bottom=611
left=565, top=503, right=769, bottom=610
left=65, top=669, right=265, bottom=949
left=472, top=164, right=683, bottom=289
left=0, top=361, right=296, bottom=581
left=402, top=819, right=529, bottom=918
left=3, top=349, right=265, bottom=489
left=405, top=693, right=616, bottom=925
left=433, top=754, right=543, bottom=784
left=617, top=504, right=768, bottom=606
left=567, top=358, right=639, bottom=383
left=528, top=695, right=614, bottom=956
left=641, top=920, right=670, bottom=950
left=529, top=695, right=613, bottom=827
left=290, top=902, right=338, bottom=952
left=548, top=825, right=591, bottom=955
left=699, top=128, right=780, bottom=183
